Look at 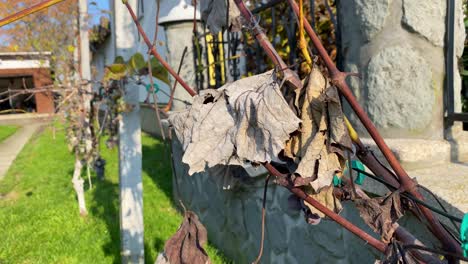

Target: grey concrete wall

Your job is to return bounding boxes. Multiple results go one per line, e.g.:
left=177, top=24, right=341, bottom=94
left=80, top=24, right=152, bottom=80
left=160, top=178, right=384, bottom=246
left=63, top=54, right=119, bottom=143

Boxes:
left=140, top=104, right=165, bottom=138
left=337, top=0, right=465, bottom=140
left=170, top=138, right=440, bottom=263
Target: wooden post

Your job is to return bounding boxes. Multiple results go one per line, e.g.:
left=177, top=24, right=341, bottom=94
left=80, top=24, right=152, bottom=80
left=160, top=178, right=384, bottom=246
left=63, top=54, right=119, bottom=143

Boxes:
left=118, top=81, right=144, bottom=263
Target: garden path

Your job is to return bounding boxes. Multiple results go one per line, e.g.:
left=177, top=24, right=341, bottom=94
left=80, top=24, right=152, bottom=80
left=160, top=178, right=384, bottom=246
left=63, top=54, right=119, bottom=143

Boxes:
left=0, top=120, right=43, bottom=180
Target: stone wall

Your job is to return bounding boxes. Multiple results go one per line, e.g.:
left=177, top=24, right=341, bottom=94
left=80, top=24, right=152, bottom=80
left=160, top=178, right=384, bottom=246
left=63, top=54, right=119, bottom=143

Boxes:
left=337, top=0, right=465, bottom=140
left=171, top=138, right=440, bottom=263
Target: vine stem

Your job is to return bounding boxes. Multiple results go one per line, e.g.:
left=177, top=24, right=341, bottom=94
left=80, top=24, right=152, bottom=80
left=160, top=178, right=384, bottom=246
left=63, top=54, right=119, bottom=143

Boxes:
left=286, top=0, right=462, bottom=257
left=124, top=2, right=197, bottom=97
left=263, top=163, right=388, bottom=253
left=164, top=47, right=188, bottom=112
left=252, top=174, right=271, bottom=264
left=233, top=0, right=303, bottom=90
left=147, top=60, right=166, bottom=140
left=0, top=0, right=66, bottom=27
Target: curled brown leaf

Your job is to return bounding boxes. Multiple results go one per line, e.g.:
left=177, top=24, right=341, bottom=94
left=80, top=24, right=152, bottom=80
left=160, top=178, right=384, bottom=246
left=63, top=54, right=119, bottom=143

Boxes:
left=355, top=191, right=404, bottom=243
left=164, top=211, right=211, bottom=264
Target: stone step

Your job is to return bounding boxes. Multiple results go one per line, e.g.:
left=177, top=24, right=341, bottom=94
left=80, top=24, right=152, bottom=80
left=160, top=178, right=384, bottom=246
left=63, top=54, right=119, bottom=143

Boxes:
left=360, top=162, right=467, bottom=229
left=360, top=138, right=451, bottom=171
left=358, top=138, right=467, bottom=226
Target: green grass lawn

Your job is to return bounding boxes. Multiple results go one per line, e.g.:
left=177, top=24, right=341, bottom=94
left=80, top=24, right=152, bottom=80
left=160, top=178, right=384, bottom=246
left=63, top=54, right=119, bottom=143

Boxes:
left=0, top=125, right=18, bottom=143
left=0, top=126, right=229, bottom=264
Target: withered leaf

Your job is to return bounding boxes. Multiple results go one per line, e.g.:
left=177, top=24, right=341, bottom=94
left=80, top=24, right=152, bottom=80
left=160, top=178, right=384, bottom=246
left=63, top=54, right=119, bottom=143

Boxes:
left=355, top=191, right=404, bottom=243
left=169, top=90, right=238, bottom=175
left=303, top=185, right=342, bottom=219
left=225, top=72, right=301, bottom=163
left=284, top=67, right=352, bottom=191
left=200, top=0, right=242, bottom=33
left=164, top=211, right=211, bottom=264
left=169, top=71, right=301, bottom=175
left=154, top=253, right=170, bottom=264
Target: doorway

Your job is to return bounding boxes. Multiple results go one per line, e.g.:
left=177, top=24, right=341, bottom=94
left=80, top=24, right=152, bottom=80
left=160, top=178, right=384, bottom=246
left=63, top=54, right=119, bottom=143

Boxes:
left=0, top=76, right=36, bottom=114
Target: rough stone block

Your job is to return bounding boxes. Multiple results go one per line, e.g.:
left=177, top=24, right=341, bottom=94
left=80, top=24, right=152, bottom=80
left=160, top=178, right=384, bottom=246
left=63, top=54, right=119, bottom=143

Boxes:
left=402, top=0, right=446, bottom=47
left=355, top=0, right=392, bottom=40
left=366, top=45, right=434, bottom=131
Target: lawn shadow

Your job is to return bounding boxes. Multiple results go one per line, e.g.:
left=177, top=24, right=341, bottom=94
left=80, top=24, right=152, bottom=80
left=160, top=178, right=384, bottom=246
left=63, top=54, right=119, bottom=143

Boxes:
left=89, top=134, right=191, bottom=263
left=90, top=178, right=121, bottom=264
left=142, top=136, right=181, bottom=262
left=142, top=138, right=175, bottom=205
left=144, top=237, right=165, bottom=264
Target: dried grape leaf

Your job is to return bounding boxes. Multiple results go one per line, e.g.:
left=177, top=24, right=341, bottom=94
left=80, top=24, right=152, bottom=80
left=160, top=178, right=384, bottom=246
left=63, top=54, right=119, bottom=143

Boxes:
left=154, top=253, right=170, bottom=264
left=225, top=73, right=301, bottom=163
left=164, top=211, right=211, bottom=264
left=169, top=71, right=300, bottom=175
left=355, top=191, right=404, bottom=243
left=284, top=68, right=352, bottom=191
left=303, top=185, right=342, bottom=219
left=169, top=90, right=238, bottom=175
left=200, top=0, right=242, bottom=33
left=326, top=86, right=352, bottom=157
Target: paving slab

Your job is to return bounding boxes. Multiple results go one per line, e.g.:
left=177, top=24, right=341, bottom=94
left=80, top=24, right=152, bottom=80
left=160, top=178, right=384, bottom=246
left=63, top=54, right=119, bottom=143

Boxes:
left=408, top=162, right=468, bottom=216
left=0, top=124, right=42, bottom=180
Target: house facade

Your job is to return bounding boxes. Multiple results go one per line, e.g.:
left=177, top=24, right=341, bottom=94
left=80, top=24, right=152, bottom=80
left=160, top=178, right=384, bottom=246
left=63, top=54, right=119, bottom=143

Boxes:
left=0, top=52, right=54, bottom=114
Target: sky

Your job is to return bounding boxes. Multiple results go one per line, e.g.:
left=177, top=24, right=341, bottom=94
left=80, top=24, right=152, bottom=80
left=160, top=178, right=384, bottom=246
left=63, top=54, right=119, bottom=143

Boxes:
left=89, top=0, right=110, bottom=23
left=0, top=0, right=111, bottom=46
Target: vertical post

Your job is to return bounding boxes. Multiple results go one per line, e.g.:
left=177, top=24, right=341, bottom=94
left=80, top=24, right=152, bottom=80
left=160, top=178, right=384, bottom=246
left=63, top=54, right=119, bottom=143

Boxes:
left=118, top=81, right=144, bottom=263
left=71, top=0, right=92, bottom=217
left=79, top=0, right=91, bottom=81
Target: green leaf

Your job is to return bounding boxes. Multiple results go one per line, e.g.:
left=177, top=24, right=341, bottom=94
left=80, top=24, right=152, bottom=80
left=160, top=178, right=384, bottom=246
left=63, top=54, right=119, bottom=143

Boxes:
left=129, top=52, right=146, bottom=73
left=149, top=57, right=170, bottom=85
left=104, top=65, right=127, bottom=81
left=107, top=63, right=127, bottom=74
left=114, top=56, right=125, bottom=64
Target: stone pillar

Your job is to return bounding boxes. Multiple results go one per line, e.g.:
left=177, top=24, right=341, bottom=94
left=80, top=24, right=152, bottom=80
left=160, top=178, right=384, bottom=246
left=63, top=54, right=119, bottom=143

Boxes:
left=161, top=21, right=200, bottom=111
left=337, top=0, right=465, bottom=168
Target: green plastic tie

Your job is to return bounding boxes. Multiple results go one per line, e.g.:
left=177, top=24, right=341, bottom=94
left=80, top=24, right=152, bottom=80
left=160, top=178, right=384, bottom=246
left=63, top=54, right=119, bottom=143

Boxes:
left=145, top=83, right=160, bottom=94
left=333, top=175, right=342, bottom=187
left=352, top=160, right=366, bottom=185
left=461, top=213, right=468, bottom=257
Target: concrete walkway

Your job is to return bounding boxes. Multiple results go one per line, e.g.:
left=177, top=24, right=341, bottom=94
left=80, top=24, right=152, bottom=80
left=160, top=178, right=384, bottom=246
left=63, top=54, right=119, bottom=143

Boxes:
left=0, top=123, right=43, bottom=180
